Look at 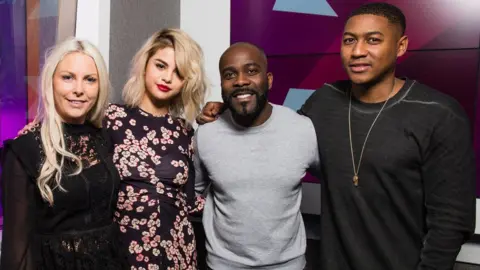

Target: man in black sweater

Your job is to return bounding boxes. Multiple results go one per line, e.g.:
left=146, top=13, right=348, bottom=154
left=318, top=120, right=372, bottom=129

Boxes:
left=197, top=2, right=476, bottom=270
left=298, top=3, right=476, bottom=269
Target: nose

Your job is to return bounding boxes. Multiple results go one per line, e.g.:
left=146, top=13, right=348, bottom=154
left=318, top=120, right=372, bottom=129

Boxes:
left=162, top=70, right=173, bottom=84
left=73, top=80, right=85, bottom=96
left=352, top=41, right=368, bottom=58
left=233, top=72, right=250, bottom=87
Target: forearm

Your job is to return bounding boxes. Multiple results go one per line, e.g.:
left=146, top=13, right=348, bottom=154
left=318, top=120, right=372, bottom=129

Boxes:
left=419, top=111, right=476, bottom=269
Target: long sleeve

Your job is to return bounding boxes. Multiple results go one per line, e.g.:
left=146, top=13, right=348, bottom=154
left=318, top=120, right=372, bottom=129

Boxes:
left=102, top=105, right=115, bottom=155
left=305, top=117, right=321, bottom=179
left=185, top=157, right=205, bottom=215
left=185, top=134, right=205, bottom=215
left=0, top=146, right=36, bottom=270
left=193, top=130, right=211, bottom=198
left=417, top=109, right=476, bottom=269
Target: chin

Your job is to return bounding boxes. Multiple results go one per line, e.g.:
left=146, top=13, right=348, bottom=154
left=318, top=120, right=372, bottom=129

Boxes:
left=150, top=90, right=178, bottom=103
left=151, top=92, right=170, bottom=101
left=232, top=105, right=262, bottom=119
left=349, top=74, right=375, bottom=85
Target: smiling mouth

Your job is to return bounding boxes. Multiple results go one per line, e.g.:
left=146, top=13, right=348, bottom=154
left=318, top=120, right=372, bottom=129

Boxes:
left=232, top=91, right=256, bottom=102
left=67, top=99, right=87, bottom=105
left=235, top=93, right=253, bottom=99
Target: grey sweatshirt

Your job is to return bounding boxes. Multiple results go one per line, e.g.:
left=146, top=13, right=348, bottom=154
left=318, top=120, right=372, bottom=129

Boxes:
left=194, top=104, right=319, bottom=270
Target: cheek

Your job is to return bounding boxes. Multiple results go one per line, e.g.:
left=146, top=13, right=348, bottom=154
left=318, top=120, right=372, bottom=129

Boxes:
left=340, top=53, right=350, bottom=67
left=144, top=66, right=157, bottom=85
left=373, top=49, right=396, bottom=70
left=86, top=85, right=100, bottom=100
left=221, top=82, right=233, bottom=93
left=166, top=76, right=184, bottom=95
left=52, top=80, right=73, bottom=97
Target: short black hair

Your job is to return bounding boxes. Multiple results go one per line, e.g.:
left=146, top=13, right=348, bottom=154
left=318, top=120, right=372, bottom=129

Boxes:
left=219, top=42, right=268, bottom=69
left=348, top=2, right=406, bottom=35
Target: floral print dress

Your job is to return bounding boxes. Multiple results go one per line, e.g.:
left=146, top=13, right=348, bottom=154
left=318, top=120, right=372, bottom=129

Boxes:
left=105, top=104, right=204, bottom=270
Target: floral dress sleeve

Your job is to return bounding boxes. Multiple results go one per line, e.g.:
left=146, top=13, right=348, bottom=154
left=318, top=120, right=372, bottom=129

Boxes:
left=185, top=130, right=205, bottom=215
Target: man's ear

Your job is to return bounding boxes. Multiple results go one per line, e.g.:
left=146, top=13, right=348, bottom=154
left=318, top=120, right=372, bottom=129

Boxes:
left=397, top=35, right=408, bottom=58
left=267, top=72, right=273, bottom=90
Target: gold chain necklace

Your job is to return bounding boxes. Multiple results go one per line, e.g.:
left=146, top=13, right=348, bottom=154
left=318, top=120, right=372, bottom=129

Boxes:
left=348, top=82, right=395, bottom=187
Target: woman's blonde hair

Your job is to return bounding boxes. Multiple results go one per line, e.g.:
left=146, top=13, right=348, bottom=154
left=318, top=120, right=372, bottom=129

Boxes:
left=122, top=28, right=208, bottom=124
left=36, top=37, right=110, bottom=205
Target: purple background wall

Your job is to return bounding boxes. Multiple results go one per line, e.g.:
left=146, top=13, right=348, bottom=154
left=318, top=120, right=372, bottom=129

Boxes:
left=0, top=0, right=59, bottom=223
left=231, top=0, right=480, bottom=194
left=0, top=0, right=28, bottom=221
left=0, top=1, right=27, bottom=148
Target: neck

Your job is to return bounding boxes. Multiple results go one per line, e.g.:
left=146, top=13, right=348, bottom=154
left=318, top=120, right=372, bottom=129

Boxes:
left=61, top=117, right=86, bottom=125
left=232, top=103, right=273, bottom=128
left=139, top=93, right=170, bottom=116
left=352, top=74, right=404, bottom=103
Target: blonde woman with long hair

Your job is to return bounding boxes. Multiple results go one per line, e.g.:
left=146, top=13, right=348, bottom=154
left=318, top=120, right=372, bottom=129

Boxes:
left=0, top=38, right=124, bottom=269
left=105, top=28, right=208, bottom=269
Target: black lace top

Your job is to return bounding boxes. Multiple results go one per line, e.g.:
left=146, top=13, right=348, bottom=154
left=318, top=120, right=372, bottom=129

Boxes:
left=0, top=122, right=123, bottom=270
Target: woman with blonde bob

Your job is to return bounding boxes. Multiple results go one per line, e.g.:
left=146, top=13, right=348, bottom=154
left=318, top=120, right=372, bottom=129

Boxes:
left=105, top=28, right=208, bottom=269
left=1, top=38, right=123, bottom=269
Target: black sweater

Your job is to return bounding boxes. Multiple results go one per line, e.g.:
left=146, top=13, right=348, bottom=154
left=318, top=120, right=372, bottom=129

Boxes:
left=299, top=78, right=476, bottom=270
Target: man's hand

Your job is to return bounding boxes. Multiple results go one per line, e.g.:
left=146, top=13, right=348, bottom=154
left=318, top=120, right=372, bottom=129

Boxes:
left=196, top=102, right=225, bottom=125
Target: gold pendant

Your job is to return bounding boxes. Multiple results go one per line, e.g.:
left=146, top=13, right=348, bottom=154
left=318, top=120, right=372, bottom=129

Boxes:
left=353, top=175, right=359, bottom=186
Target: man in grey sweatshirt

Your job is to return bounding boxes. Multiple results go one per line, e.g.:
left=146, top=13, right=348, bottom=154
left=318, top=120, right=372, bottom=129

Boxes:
left=194, top=42, right=320, bottom=270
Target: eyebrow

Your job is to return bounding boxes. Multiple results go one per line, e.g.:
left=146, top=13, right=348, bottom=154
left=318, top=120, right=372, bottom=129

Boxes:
left=153, top=58, right=169, bottom=67
left=221, top=62, right=262, bottom=73
left=244, top=62, right=261, bottom=68
left=343, top=31, right=384, bottom=37
left=221, top=66, right=236, bottom=74
left=58, top=71, right=98, bottom=77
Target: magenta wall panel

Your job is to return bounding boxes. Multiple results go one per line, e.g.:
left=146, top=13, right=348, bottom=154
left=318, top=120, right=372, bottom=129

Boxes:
left=232, top=0, right=480, bottom=192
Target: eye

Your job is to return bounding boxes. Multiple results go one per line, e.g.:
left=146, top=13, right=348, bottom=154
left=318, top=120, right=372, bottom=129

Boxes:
left=62, top=75, right=73, bottom=81
left=156, top=63, right=166, bottom=69
left=367, top=37, right=381, bottom=44
left=247, top=69, right=259, bottom=75
left=223, top=72, right=235, bottom=80
left=86, top=77, right=98, bottom=83
left=343, top=38, right=355, bottom=45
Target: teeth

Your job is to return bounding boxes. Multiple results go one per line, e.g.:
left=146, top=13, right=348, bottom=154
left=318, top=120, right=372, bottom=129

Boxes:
left=236, top=94, right=252, bottom=99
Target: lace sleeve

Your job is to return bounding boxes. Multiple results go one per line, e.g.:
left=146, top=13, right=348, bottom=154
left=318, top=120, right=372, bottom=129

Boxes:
left=0, top=146, right=36, bottom=270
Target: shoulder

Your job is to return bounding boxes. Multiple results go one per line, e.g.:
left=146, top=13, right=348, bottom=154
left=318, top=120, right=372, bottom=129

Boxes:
left=11, top=123, right=42, bottom=150
left=311, top=80, right=349, bottom=99
left=104, top=103, right=131, bottom=131
left=300, top=80, right=348, bottom=115
left=194, top=115, right=230, bottom=145
left=197, top=110, right=231, bottom=132
left=272, top=104, right=316, bottom=135
left=2, top=124, right=43, bottom=177
left=174, top=117, right=195, bottom=138
left=105, top=103, right=129, bottom=119
left=274, top=104, right=312, bottom=124
left=194, top=121, right=216, bottom=140
left=407, top=81, right=468, bottom=122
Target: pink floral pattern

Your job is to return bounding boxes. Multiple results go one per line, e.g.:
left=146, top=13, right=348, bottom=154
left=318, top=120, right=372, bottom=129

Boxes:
left=105, top=104, right=204, bottom=270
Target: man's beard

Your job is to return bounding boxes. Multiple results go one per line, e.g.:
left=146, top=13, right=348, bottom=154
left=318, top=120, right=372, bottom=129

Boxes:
left=222, top=87, right=268, bottom=120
